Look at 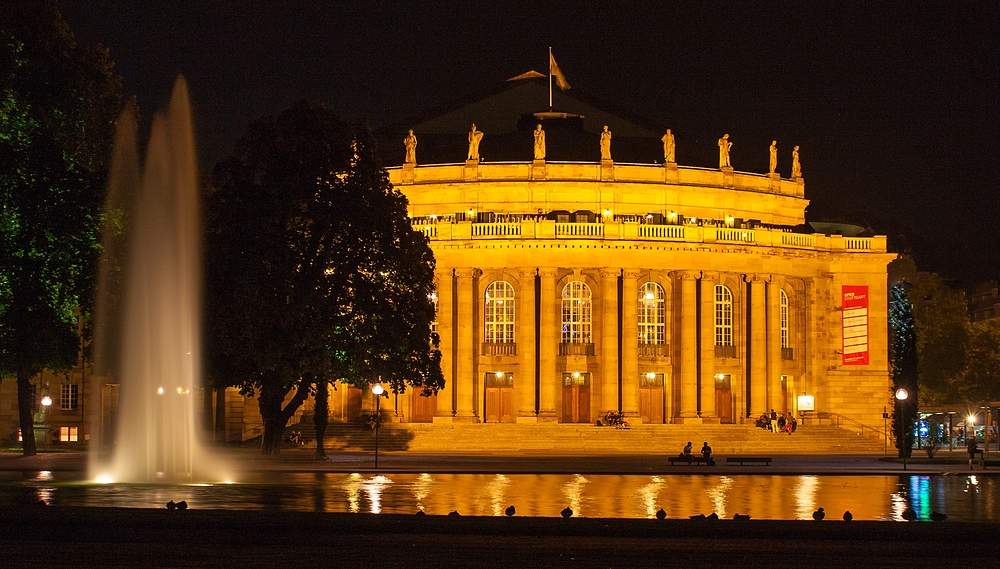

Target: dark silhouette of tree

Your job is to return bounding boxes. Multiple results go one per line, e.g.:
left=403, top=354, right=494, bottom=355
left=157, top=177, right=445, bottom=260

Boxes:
left=0, top=1, right=123, bottom=455
left=206, top=102, right=442, bottom=455
left=911, top=273, right=969, bottom=404
left=889, top=281, right=917, bottom=459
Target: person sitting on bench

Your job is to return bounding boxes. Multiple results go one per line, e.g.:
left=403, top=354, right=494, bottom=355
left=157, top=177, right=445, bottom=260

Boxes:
left=701, top=442, right=716, bottom=466
left=680, top=441, right=693, bottom=463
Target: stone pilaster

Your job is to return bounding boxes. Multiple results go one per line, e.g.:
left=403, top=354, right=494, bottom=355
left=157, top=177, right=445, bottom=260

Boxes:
left=600, top=269, right=620, bottom=415
left=747, top=273, right=767, bottom=417
left=678, top=270, right=699, bottom=420
left=434, top=269, right=455, bottom=421
left=537, top=268, right=559, bottom=422
left=517, top=268, right=538, bottom=422
left=454, top=268, right=480, bottom=421
left=621, top=269, right=641, bottom=420
left=699, top=271, right=718, bottom=421
left=767, top=276, right=785, bottom=414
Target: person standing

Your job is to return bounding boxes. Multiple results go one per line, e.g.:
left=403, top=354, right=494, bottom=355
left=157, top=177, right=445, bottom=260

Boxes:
left=968, top=437, right=979, bottom=470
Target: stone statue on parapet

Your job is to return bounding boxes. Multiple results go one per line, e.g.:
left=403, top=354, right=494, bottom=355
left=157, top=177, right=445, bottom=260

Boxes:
left=600, top=125, right=612, bottom=161
left=533, top=124, right=546, bottom=160
left=791, top=145, right=801, bottom=178
left=467, top=124, right=484, bottom=161
left=662, top=129, right=676, bottom=163
left=769, top=140, right=777, bottom=174
left=403, top=129, right=417, bottom=164
left=718, top=133, right=732, bottom=169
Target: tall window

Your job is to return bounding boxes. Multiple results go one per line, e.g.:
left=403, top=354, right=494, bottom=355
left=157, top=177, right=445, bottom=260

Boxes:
left=714, top=285, right=734, bottom=346
left=429, top=290, right=439, bottom=334
left=780, top=290, right=789, bottom=348
left=638, top=282, right=665, bottom=344
left=61, top=383, right=78, bottom=411
left=561, top=281, right=592, bottom=343
left=484, top=281, right=516, bottom=343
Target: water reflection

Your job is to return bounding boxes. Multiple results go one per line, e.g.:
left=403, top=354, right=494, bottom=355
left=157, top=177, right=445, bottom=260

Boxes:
left=1, top=471, right=997, bottom=521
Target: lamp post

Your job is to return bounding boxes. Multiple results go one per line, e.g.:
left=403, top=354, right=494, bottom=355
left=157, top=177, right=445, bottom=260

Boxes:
left=371, top=383, right=384, bottom=470
left=40, top=396, right=52, bottom=450
left=895, top=388, right=908, bottom=471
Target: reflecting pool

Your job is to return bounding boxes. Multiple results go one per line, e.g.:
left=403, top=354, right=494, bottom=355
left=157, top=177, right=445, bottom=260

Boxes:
left=2, top=472, right=996, bottom=522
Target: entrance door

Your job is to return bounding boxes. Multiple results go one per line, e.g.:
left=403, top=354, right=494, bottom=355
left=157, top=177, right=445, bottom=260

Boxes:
left=485, top=372, right=515, bottom=423
left=561, top=372, right=591, bottom=423
left=639, top=372, right=664, bottom=424
left=715, top=374, right=733, bottom=424
left=412, top=392, right=437, bottom=423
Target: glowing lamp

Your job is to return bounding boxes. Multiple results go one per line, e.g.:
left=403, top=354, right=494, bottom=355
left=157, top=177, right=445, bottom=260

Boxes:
left=895, top=388, right=908, bottom=401
left=495, top=371, right=504, bottom=379
left=967, top=415, right=976, bottom=425
left=40, top=396, right=52, bottom=408
left=371, top=383, right=385, bottom=396
left=797, top=394, right=815, bottom=411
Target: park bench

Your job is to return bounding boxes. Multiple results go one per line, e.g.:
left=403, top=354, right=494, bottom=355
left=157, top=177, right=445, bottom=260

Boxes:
left=726, top=457, right=772, bottom=466
left=668, top=455, right=712, bottom=466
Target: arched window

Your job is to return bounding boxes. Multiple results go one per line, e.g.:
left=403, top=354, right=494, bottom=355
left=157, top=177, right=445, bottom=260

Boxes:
left=638, top=282, right=666, bottom=344
left=484, top=281, right=516, bottom=343
left=561, top=281, right=592, bottom=343
left=714, top=285, right=733, bottom=346
left=780, top=289, right=789, bottom=348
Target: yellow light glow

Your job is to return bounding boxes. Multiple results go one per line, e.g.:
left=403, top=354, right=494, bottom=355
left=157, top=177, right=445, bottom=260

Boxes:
left=157, top=387, right=164, bottom=395
left=967, top=415, right=976, bottom=425
left=646, top=372, right=656, bottom=380
left=95, top=474, right=114, bottom=484
left=572, top=372, right=580, bottom=378
left=603, top=209, right=612, bottom=217
left=495, top=371, right=504, bottom=378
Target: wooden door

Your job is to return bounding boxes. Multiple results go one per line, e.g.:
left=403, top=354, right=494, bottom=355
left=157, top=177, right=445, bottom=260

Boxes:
left=412, top=392, right=437, bottom=423
left=561, top=385, right=591, bottom=423
left=640, top=387, right=664, bottom=424
left=486, top=388, right=500, bottom=422
left=716, top=388, right=733, bottom=424
left=500, top=387, right=514, bottom=422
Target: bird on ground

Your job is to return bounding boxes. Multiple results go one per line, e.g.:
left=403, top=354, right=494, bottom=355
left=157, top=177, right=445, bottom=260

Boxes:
left=561, top=507, right=573, bottom=518
left=733, top=513, right=751, bottom=521
left=812, top=507, right=825, bottom=521
left=901, top=508, right=917, bottom=521
left=655, top=508, right=666, bottom=520
left=505, top=505, right=516, bottom=517
left=689, top=513, right=706, bottom=520
left=930, top=511, right=948, bottom=522
left=843, top=511, right=853, bottom=522
left=415, top=510, right=426, bottom=516
left=166, top=500, right=176, bottom=511
left=176, top=500, right=188, bottom=511
left=448, top=510, right=460, bottom=517
left=707, top=512, right=719, bottom=520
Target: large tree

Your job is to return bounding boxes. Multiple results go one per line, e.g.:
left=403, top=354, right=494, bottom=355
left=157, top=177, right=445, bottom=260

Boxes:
left=206, top=101, right=442, bottom=455
left=889, top=281, right=917, bottom=458
left=961, top=320, right=1000, bottom=403
left=910, top=273, right=969, bottom=405
left=0, top=1, right=123, bottom=455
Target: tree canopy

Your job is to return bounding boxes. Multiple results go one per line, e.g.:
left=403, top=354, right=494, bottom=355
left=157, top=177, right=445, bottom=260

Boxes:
left=205, top=101, right=442, bottom=454
left=0, top=0, right=123, bottom=455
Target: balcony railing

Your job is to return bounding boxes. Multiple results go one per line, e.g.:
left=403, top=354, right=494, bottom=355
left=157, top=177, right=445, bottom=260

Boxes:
left=481, top=342, right=517, bottom=356
left=555, top=222, right=604, bottom=237
left=715, top=228, right=755, bottom=243
left=638, top=343, right=670, bottom=358
left=472, top=222, right=521, bottom=237
left=637, top=225, right=685, bottom=239
left=781, top=347, right=794, bottom=361
left=559, top=342, right=595, bottom=356
left=715, top=344, right=738, bottom=359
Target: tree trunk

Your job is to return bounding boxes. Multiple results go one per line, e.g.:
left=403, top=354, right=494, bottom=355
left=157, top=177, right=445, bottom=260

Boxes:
left=314, top=379, right=329, bottom=459
left=258, top=376, right=311, bottom=456
left=17, top=363, right=37, bottom=457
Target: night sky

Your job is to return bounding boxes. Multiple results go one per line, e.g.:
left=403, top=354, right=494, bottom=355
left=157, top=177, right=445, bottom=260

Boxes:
left=58, top=1, right=999, bottom=285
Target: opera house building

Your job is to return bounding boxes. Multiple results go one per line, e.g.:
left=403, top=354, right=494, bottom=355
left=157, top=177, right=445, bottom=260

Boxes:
left=320, top=73, right=896, bottom=437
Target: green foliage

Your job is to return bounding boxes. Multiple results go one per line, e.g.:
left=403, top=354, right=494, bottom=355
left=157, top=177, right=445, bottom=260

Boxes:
left=205, top=101, right=442, bottom=454
left=910, top=274, right=969, bottom=404
left=889, top=282, right=917, bottom=458
left=0, top=1, right=123, bottom=455
left=961, top=320, right=1000, bottom=402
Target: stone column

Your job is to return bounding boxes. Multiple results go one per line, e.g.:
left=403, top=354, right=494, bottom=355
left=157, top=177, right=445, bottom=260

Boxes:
left=621, top=269, right=641, bottom=420
left=699, top=271, right=718, bottom=421
left=434, top=269, right=455, bottom=420
left=767, top=276, right=785, bottom=413
left=678, top=270, right=699, bottom=420
left=537, top=268, right=559, bottom=422
left=747, top=274, right=767, bottom=417
left=517, top=268, right=538, bottom=422
left=600, top=269, right=620, bottom=415
left=454, top=268, right=480, bottom=421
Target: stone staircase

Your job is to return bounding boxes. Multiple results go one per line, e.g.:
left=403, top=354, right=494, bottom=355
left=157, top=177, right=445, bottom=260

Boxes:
left=292, top=421, right=887, bottom=455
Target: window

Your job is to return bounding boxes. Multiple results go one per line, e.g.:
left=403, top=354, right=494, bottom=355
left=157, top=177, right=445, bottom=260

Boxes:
left=714, top=285, right=734, bottom=346
left=561, top=281, right=592, bottom=343
left=557, top=213, right=570, bottom=223
left=61, top=383, right=78, bottom=411
left=638, top=282, right=666, bottom=344
left=780, top=290, right=789, bottom=348
left=484, top=281, right=516, bottom=344
left=429, top=290, right=439, bottom=334
left=59, top=426, right=79, bottom=442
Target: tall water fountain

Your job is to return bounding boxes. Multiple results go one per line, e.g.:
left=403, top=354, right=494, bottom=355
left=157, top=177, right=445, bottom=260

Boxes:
left=90, top=77, right=227, bottom=483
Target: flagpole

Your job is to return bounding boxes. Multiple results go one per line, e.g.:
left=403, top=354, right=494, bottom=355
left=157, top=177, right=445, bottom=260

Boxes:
left=548, top=46, right=553, bottom=110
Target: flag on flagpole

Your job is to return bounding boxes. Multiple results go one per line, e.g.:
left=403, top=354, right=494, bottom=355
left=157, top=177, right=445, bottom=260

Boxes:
left=549, top=51, right=570, bottom=90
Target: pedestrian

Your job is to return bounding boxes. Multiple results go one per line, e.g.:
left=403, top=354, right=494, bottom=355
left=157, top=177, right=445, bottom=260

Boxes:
left=967, top=437, right=979, bottom=470
left=770, top=409, right=778, bottom=432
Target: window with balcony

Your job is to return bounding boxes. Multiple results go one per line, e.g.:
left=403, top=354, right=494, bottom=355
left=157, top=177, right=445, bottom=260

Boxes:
left=561, top=281, right=592, bottom=346
left=484, top=281, right=516, bottom=346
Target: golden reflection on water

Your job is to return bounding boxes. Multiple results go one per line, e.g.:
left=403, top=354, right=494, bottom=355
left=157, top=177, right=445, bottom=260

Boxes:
left=792, top=475, right=818, bottom=520
left=705, top=476, right=734, bottom=518
left=637, top=476, right=666, bottom=518
left=562, top=474, right=589, bottom=516
left=488, top=474, right=510, bottom=516
left=411, top=472, right=434, bottom=512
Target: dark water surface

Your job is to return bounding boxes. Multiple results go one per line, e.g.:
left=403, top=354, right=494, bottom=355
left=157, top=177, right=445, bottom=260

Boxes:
left=1, top=471, right=995, bottom=521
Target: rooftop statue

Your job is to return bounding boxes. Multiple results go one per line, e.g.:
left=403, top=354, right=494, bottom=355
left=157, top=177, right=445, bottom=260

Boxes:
left=468, top=124, right=484, bottom=161
left=404, top=129, right=417, bottom=164
left=791, top=145, right=802, bottom=178
left=718, top=134, right=732, bottom=169
left=769, top=140, right=777, bottom=174
left=662, top=129, right=676, bottom=163
left=600, top=125, right=612, bottom=161
left=533, top=124, right=546, bottom=160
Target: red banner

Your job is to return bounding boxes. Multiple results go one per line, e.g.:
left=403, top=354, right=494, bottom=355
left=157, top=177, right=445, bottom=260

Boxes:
left=842, top=285, right=869, bottom=365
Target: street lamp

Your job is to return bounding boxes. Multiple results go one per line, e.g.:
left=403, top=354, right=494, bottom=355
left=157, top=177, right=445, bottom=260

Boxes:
left=895, top=388, right=908, bottom=470
left=371, top=383, right=385, bottom=470
left=40, top=396, right=52, bottom=450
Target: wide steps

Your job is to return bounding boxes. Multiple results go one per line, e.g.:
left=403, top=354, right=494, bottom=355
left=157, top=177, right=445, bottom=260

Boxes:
left=310, top=423, right=886, bottom=455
